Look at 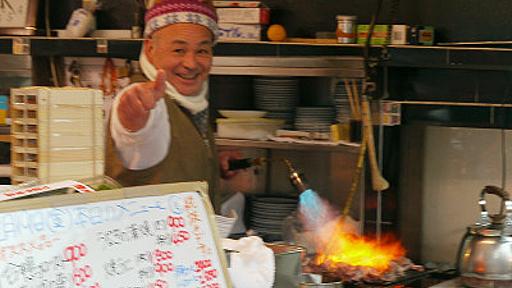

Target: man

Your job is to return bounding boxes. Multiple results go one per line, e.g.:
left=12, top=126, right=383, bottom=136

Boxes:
left=106, top=0, right=236, bottom=212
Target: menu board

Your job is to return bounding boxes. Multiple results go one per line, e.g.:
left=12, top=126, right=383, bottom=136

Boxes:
left=0, top=182, right=231, bottom=288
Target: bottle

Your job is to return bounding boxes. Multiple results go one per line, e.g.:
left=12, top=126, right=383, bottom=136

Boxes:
left=336, top=15, right=357, bottom=44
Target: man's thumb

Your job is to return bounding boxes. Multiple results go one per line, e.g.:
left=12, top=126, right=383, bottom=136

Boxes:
left=153, top=69, right=167, bottom=100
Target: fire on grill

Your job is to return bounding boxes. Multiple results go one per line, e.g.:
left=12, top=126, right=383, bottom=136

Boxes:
left=298, top=190, right=424, bottom=285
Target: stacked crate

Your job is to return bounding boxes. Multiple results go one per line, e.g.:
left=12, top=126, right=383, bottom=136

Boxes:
left=11, top=87, right=104, bottom=185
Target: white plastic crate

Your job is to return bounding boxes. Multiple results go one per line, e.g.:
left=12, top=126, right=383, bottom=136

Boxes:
left=10, top=87, right=104, bottom=184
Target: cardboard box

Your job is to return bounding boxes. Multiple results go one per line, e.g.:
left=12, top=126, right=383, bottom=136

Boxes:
left=411, top=26, right=435, bottom=45
left=216, top=7, right=270, bottom=24
left=390, top=25, right=435, bottom=45
left=371, top=100, right=401, bottom=126
left=219, top=23, right=264, bottom=41
left=391, top=24, right=408, bottom=45
left=0, top=95, right=7, bottom=125
left=213, top=1, right=262, bottom=7
left=356, top=25, right=389, bottom=45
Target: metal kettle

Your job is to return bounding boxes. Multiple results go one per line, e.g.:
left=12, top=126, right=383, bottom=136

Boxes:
left=456, top=185, right=512, bottom=288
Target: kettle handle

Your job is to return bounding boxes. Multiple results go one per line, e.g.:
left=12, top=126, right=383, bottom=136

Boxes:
left=479, top=185, right=510, bottom=226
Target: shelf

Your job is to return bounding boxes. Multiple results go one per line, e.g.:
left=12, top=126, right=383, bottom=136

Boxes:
left=4, top=37, right=512, bottom=71
left=215, top=138, right=360, bottom=153
left=386, top=45, right=512, bottom=71
left=401, top=102, right=512, bottom=129
left=211, top=56, right=364, bottom=77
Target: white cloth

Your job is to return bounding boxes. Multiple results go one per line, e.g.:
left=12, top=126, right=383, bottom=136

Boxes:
left=222, top=236, right=275, bottom=288
left=220, top=192, right=246, bottom=234
left=110, top=48, right=210, bottom=170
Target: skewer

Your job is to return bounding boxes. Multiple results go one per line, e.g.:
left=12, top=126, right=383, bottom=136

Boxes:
left=343, top=78, right=358, bottom=119
left=361, top=95, right=389, bottom=191
left=342, top=134, right=367, bottom=217
left=351, top=79, right=361, bottom=119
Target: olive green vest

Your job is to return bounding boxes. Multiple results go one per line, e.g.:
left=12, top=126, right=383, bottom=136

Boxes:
left=105, top=97, right=227, bottom=213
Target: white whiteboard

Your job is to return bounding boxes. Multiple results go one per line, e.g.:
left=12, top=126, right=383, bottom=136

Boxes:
left=0, top=183, right=230, bottom=288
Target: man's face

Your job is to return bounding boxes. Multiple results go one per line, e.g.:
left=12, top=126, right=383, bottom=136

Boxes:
left=146, top=23, right=214, bottom=96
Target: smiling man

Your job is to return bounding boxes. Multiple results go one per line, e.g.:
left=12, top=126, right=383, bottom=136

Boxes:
left=106, top=0, right=233, bottom=212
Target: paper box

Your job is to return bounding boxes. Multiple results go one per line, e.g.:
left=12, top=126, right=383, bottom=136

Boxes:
left=371, top=100, right=401, bottom=126
left=390, top=25, right=435, bottom=45
left=219, top=23, right=264, bottom=41
left=216, top=7, right=270, bottom=24
left=410, top=26, right=435, bottom=45
left=357, top=25, right=389, bottom=45
left=213, top=1, right=262, bottom=7
left=391, top=24, right=409, bottom=45
left=0, top=95, right=7, bottom=125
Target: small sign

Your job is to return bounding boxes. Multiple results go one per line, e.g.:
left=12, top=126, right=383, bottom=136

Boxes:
left=96, top=39, right=108, bottom=54
left=12, top=38, right=30, bottom=55
left=0, top=180, right=95, bottom=202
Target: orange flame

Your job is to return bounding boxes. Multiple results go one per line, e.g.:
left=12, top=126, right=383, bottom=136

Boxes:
left=314, top=219, right=406, bottom=272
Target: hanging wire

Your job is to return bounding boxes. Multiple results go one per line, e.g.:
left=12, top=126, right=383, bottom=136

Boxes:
left=362, top=0, right=384, bottom=240
left=502, top=126, right=507, bottom=189
left=501, top=76, right=511, bottom=190
left=362, top=0, right=402, bottom=240
left=45, top=0, right=59, bottom=86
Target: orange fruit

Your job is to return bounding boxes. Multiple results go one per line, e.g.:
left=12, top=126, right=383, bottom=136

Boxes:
left=267, top=24, right=287, bottom=42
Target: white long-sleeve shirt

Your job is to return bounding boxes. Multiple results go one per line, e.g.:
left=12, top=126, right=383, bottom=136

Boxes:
left=110, top=84, right=170, bottom=170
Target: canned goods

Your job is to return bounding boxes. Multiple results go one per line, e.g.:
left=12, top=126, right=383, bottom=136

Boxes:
left=336, top=15, right=357, bottom=44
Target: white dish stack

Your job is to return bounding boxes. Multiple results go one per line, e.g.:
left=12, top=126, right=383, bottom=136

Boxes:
left=11, top=87, right=104, bottom=185
left=216, top=109, right=284, bottom=140
left=334, top=80, right=353, bottom=124
left=254, top=76, right=298, bottom=129
left=294, top=106, right=336, bottom=133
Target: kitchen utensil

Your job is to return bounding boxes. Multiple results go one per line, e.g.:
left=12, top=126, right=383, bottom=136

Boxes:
left=456, top=185, right=512, bottom=288
left=300, top=280, right=343, bottom=288
left=266, top=243, right=306, bottom=288
left=361, top=95, right=389, bottom=191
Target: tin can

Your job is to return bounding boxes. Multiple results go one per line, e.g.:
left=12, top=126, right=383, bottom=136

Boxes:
left=336, top=15, right=357, bottom=44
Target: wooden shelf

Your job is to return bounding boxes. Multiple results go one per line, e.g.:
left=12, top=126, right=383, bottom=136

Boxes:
left=215, top=138, right=360, bottom=153
left=0, top=135, right=10, bottom=143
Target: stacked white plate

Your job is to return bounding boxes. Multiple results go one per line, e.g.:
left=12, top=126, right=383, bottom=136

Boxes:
left=249, top=195, right=298, bottom=239
left=294, top=106, right=336, bottom=133
left=334, top=81, right=352, bottom=124
left=254, top=77, right=298, bottom=129
left=264, top=111, right=295, bottom=129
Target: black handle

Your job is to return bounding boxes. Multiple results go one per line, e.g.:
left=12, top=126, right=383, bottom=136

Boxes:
left=228, top=158, right=253, bottom=171
left=480, top=185, right=510, bottom=223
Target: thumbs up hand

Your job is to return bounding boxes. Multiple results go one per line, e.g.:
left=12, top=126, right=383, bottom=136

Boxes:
left=117, top=69, right=167, bottom=132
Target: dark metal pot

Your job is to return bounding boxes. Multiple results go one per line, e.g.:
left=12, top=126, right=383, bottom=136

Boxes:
left=456, top=186, right=512, bottom=288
